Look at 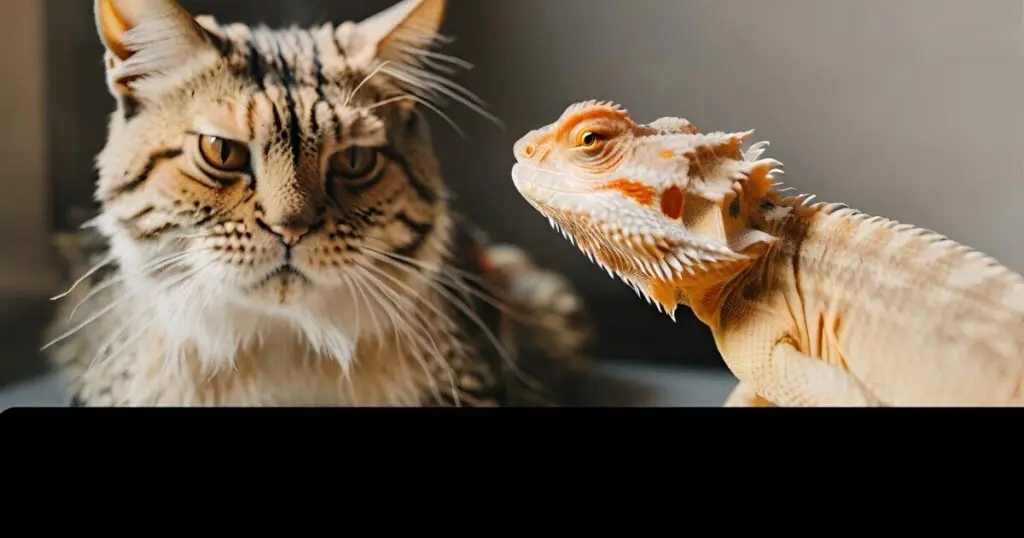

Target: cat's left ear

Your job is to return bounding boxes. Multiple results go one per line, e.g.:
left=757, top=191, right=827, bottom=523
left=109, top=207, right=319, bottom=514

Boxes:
left=94, top=0, right=218, bottom=99
left=352, top=0, right=446, bottom=64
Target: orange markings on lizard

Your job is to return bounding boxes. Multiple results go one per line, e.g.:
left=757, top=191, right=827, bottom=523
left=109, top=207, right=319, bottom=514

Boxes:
left=600, top=178, right=656, bottom=206
left=658, top=149, right=675, bottom=159
left=553, top=105, right=632, bottom=142
left=660, top=186, right=685, bottom=220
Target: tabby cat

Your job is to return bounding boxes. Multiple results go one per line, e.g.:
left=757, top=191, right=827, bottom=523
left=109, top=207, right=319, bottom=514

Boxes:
left=43, top=0, right=592, bottom=406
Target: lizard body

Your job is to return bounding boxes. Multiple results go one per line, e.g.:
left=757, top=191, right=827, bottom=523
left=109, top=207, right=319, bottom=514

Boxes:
left=510, top=100, right=1024, bottom=407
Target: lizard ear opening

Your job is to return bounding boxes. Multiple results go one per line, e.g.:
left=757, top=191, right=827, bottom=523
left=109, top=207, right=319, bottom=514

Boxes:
left=94, top=0, right=215, bottom=100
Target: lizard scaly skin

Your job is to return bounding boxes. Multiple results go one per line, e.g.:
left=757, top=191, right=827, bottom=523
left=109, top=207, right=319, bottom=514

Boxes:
left=509, top=100, right=1024, bottom=407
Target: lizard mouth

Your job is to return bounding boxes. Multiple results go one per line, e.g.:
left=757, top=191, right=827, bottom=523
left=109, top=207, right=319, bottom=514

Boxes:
left=510, top=162, right=601, bottom=201
left=511, top=162, right=560, bottom=207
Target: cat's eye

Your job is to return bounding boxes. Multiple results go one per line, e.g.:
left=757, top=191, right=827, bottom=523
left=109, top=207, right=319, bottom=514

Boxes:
left=330, top=146, right=380, bottom=180
left=198, top=135, right=250, bottom=172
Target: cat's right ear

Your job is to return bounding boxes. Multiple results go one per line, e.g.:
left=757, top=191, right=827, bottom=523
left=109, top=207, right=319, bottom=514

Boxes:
left=94, top=0, right=215, bottom=100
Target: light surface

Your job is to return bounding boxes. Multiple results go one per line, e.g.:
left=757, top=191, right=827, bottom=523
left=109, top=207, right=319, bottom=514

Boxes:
left=0, top=361, right=738, bottom=408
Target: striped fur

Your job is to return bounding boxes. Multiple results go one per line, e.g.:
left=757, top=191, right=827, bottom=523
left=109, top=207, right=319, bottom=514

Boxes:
left=45, top=0, right=592, bottom=407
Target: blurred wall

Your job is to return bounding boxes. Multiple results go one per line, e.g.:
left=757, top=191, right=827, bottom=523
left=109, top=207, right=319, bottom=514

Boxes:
left=0, top=0, right=58, bottom=297
left=443, top=0, right=1024, bottom=300
left=31, top=0, right=1024, bottom=366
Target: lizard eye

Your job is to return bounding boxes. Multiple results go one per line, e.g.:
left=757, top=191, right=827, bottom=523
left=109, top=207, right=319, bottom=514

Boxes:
left=579, top=131, right=602, bottom=148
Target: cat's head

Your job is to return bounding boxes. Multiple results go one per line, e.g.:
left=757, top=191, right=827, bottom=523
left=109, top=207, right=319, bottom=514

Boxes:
left=89, top=0, right=479, bottom=362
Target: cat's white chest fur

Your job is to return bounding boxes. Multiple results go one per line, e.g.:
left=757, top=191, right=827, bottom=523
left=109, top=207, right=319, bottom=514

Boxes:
left=67, top=327, right=430, bottom=406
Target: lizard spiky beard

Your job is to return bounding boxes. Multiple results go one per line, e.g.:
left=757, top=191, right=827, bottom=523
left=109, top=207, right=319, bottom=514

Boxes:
left=510, top=100, right=782, bottom=321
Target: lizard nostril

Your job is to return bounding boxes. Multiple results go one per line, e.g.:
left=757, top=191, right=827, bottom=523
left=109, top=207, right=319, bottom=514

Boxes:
left=514, top=138, right=538, bottom=162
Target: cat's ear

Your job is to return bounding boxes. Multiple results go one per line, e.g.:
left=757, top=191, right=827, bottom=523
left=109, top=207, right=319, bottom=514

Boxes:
left=94, top=0, right=216, bottom=98
left=355, top=0, right=446, bottom=63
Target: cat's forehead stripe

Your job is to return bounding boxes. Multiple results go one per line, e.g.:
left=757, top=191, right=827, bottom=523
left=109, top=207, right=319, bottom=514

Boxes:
left=197, top=20, right=390, bottom=156
left=208, top=23, right=341, bottom=88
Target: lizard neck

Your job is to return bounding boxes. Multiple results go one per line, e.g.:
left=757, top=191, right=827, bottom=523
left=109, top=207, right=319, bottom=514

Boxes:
left=696, top=192, right=850, bottom=340
left=677, top=261, right=754, bottom=327
left=676, top=189, right=793, bottom=327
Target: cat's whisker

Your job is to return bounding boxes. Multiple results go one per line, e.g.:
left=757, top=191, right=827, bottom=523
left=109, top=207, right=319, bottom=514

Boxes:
left=362, top=238, right=477, bottom=282
left=364, top=93, right=465, bottom=138
left=160, top=272, right=210, bottom=377
left=380, top=64, right=503, bottom=130
left=352, top=268, right=439, bottom=402
left=86, top=313, right=159, bottom=376
left=348, top=265, right=431, bottom=397
left=44, top=301, right=121, bottom=353
left=351, top=262, right=456, bottom=406
left=346, top=269, right=419, bottom=399
left=391, top=59, right=486, bottom=108
left=338, top=272, right=363, bottom=342
left=362, top=243, right=519, bottom=317
left=362, top=248, right=497, bottom=337
left=357, top=265, right=405, bottom=358
left=166, top=230, right=220, bottom=241
left=354, top=257, right=479, bottom=398
left=347, top=268, right=384, bottom=345
left=344, top=60, right=392, bottom=108
left=390, top=48, right=456, bottom=77
left=361, top=237, right=519, bottom=312
left=89, top=259, right=216, bottom=380
left=360, top=247, right=546, bottom=394
left=366, top=239, right=509, bottom=291
left=374, top=28, right=496, bottom=125
left=66, top=247, right=212, bottom=321
left=344, top=266, right=393, bottom=383
left=398, top=22, right=455, bottom=45
left=394, top=44, right=474, bottom=73
left=365, top=94, right=418, bottom=111
left=50, top=253, right=117, bottom=301
left=44, top=259, right=214, bottom=353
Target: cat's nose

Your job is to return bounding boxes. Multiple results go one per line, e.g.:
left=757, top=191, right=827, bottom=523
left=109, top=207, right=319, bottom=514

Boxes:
left=268, top=223, right=310, bottom=246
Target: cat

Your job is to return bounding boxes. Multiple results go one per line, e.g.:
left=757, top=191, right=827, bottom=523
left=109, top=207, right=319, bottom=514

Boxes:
left=43, top=0, right=592, bottom=406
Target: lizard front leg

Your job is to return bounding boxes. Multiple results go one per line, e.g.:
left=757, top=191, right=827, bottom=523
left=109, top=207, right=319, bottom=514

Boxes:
left=746, top=341, right=884, bottom=407
left=723, top=381, right=774, bottom=407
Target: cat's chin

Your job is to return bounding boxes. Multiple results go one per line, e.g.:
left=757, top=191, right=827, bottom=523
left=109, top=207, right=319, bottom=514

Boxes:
left=156, top=285, right=364, bottom=374
left=232, top=265, right=328, bottom=309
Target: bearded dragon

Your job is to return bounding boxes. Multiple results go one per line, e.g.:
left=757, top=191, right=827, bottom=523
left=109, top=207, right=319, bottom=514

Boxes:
left=509, top=100, right=1024, bottom=407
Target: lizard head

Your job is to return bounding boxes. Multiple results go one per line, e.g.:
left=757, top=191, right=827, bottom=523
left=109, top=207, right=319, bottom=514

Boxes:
left=510, top=100, right=782, bottom=321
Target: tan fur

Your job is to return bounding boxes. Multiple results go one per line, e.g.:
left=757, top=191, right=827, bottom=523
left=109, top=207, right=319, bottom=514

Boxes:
left=45, top=0, right=592, bottom=407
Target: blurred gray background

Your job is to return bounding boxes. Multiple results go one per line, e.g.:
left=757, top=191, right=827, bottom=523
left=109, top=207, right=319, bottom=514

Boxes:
left=1, top=0, right=1022, bottom=399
